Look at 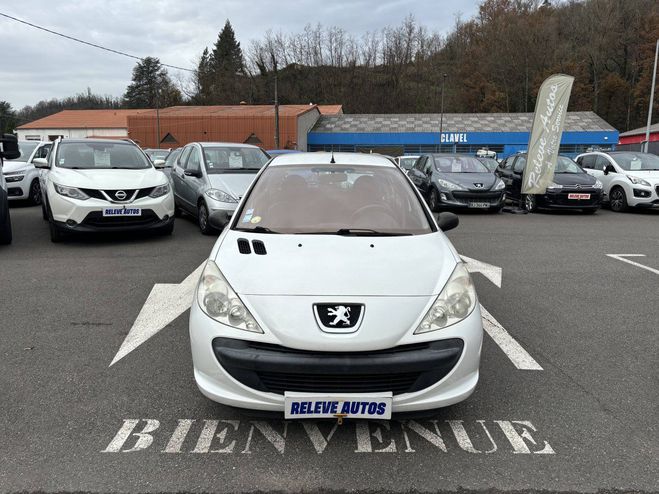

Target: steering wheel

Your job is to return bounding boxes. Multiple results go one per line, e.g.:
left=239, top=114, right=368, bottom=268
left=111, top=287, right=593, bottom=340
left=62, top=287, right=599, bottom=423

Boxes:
left=350, top=204, right=396, bottom=223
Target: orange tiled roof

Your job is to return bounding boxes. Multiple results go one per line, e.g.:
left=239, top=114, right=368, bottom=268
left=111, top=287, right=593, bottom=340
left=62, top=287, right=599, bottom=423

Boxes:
left=317, top=105, right=343, bottom=115
left=130, top=105, right=321, bottom=118
left=18, top=109, right=153, bottom=129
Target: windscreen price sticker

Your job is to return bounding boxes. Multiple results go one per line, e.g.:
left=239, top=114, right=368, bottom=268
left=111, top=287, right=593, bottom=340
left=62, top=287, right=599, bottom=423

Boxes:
left=284, top=392, right=392, bottom=419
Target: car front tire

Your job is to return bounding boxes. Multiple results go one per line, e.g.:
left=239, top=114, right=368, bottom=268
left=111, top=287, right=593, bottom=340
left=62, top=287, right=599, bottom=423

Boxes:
left=523, top=194, right=537, bottom=212
left=48, top=218, right=67, bottom=243
left=29, top=179, right=41, bottom=206
left=198, top=201, right=215, bottom=235
left=428, top=188, right=440, bottom=212
left=609, top=186, right=628, bottom=212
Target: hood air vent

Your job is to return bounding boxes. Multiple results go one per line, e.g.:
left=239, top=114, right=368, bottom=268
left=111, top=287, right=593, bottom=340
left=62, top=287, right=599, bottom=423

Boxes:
left=252, top=240, right=267, bottom=255
left=237, top=238, right=251, bottom=254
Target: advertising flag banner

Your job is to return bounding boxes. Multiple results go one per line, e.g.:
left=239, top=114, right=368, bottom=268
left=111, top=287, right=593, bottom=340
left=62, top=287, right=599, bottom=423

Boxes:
left=522, top=74, right=574, bottom=194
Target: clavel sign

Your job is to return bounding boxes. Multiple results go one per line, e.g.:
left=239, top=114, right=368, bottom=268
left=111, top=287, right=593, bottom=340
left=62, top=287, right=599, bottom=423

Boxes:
left=440, top=133, right=468, bottom=144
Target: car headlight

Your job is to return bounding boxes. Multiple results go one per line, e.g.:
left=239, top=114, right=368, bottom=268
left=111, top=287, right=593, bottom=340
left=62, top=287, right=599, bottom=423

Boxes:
left=436, top=178, right=464, bottom=191
left=5, top=174, right=25, bottom=183
left=594, top=180, right=603, bottom=189
left=626, top=175, right=650, bottom=187
left=196, top=259, right=263, bottom=333
left=205, top=189, right=238, bottom=203
left=149, top=183, right=170, bottom=198
left=415, top=263, right=477, bottom=334
left=53, top=184, right=89, bottom=200
left=494, top=179, right=506, bottom=190
left=546, top=182, right=563, bottom=190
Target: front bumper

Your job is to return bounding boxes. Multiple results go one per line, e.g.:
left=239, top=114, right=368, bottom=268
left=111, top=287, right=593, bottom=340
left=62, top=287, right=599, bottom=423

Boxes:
left=5, top=179, right=29, bottom=200
left=437, top=189, right=505, bottom=209
left=627, top=184, right=659, bottom=208
left=536, top=189, right=602, bottom=209
left=190, top=301, right=482, bottom=413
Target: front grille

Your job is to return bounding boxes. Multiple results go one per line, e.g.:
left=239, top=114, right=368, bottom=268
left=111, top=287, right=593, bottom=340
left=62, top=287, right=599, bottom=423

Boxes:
left=81, top=209, right=160, bottom=228
left=213, top=338, right=463, bottom=396
left=80, top=188, right=154, bottom=201
left=258, top=371, right=420, bottom=394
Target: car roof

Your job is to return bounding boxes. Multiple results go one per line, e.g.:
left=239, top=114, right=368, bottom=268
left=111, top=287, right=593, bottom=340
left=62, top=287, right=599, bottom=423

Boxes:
left=58, top=138, right=135, bottom=145
left=192, top=142, right=263, bottom=150
left=269, top=152, right=397, bottom=168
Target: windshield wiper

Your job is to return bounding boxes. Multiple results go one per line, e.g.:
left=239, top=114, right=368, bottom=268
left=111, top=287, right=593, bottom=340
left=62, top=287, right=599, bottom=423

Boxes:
left=301, top=229, right=412, bottom=236
left=234, top=226, right=281, bottom=234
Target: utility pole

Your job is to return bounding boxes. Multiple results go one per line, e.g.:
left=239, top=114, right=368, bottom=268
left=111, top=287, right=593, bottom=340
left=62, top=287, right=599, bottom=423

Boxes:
left=272, top=56, right=280, bottom=149
left=643, top=39, right=658, bottom=153
left=155, top=87, right=161, bottom=150
left=439, top=73, right=447, bottom=150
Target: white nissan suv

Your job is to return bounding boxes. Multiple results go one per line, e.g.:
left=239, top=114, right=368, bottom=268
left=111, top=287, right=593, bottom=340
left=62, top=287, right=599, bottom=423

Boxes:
left=576, top=151, right=659, bottom=211
left=36, top=139, right=175, bottom=242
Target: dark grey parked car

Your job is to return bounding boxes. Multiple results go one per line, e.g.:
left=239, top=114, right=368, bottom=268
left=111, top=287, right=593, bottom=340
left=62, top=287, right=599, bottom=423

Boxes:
left=408, top=154, right=506, bottom=212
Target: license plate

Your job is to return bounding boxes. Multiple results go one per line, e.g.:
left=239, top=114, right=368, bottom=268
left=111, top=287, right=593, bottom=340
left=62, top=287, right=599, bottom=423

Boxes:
left=284, top=392, right=393, bottom=420
left=102, top=207, right=141, bottom=216
left=568, top=193, right=590, bottom=200
left=468, top=202, right=490, bottom=208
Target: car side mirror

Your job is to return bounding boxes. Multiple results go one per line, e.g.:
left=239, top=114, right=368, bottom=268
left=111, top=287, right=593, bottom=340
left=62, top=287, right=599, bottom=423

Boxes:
left=33, top=158, right=50, bottom=169
left=437, top=212, right=459, bottom=232
left=0, top=134, right=20, bottom=160
left=603, top=164, right=615, bottom=175
left=208, top=210, right=233, bottom=230
left=153, top=159, right=166, bottom=168
left=184, top=168, right=202, bottom=178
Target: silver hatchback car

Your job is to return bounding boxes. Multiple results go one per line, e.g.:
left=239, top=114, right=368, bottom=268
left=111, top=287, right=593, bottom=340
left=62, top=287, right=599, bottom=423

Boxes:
left=170, top=142, right=270, bottom=234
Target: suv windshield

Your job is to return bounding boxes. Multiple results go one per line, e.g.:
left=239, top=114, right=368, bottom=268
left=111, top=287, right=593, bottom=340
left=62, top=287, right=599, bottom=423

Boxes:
left=432, top=155, right=489, bottom=173
left=56, top=141, right=151, bottom=169
left=203, top=146, right=269, bottom=174
left=555, top=156, right=584, bottom=173
left=610, top=152, right=659, bottom=171
left=234, top=164, right=433, bottom=235
left=8, top=141, right=38, bottom=161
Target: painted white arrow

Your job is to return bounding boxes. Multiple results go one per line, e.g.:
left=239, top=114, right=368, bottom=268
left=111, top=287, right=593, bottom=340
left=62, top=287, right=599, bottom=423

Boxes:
left=461, top=255, right=502, bottom=288
left=607, top=254, right=659, bottom=276
left=110, top=262, right=205, bottom=366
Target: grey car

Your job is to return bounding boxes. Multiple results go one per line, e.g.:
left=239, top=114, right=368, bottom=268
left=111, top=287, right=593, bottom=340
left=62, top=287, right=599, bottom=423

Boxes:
left=171, top=142, right=270, bottom=234
left=408, top=154, right=506, bottom=212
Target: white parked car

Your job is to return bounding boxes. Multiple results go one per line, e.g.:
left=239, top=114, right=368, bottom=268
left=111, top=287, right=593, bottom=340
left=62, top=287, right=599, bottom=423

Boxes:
left=35, top=139, right=175, bottom=242
left=189, top=152, right=483, bottom=419
left=2, top=141, right=51, bottom=204
left=576, top=151, right=659, bottom=211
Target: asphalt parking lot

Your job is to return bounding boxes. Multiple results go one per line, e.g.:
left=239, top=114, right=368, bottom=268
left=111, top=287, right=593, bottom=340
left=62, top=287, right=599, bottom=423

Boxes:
left=1, top=203, right=658, bottom=493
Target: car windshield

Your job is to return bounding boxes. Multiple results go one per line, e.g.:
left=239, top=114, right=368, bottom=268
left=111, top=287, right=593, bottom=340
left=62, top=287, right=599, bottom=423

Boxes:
left=433, top=155, right=489, bottom=173
left=555, top=156, right=584, bottom=174
left=399, top=157, right=417, bottom=170
left=234, top=164, right=433, bottom=235
left=8, top=141, right=39, bottom=161
left=478, top=157, right=499, bottom=171
left=610, top=152, right=659, bottom=171
left=164, top=148, right=181, bottom=167
left=56, top=141, right=152, bottom=169
left=146, top=150, right=170, bottom=160
left=202, top=146, right=269, bottom=174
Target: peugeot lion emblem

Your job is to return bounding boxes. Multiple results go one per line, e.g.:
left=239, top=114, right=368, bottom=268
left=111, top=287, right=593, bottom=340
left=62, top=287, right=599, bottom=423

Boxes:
left=115, top=190, right=127, bottom=200
left=313, top=303, right=364, bottom=334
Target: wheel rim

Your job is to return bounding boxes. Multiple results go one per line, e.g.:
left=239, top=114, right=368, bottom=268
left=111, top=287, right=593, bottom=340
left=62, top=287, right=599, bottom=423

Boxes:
left=525, top=195, right=534, bottom=210
left=611, top=190, right=623, bottom=210
left=31, top=181, right=41, bottom=204
left=199, top=206, right=208, bottom=229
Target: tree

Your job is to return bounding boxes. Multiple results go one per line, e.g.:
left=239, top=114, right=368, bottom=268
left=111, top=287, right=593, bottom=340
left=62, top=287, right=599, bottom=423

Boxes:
left=123, top=57, right=182, bottom=108
left=213, top=20, right=244, bottom=74
left=0, top=101, right=18, bottom=134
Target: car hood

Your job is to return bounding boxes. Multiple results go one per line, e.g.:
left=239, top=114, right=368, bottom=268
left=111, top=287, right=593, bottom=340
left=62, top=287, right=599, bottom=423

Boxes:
left=207, top=173, right=258, bottom=200
left=437, top=172, right=497, bottom=191
left=553, top=172, right=596, bottom=186
left=2, top=161, right=30, bottom=174
left=214, top=230, right=459, bottom=297
left=48, top=167, right=167, bottom=188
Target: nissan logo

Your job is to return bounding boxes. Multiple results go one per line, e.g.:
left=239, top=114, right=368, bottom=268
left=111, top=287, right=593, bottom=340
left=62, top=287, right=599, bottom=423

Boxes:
left=115, top=190, right=127, bottom=200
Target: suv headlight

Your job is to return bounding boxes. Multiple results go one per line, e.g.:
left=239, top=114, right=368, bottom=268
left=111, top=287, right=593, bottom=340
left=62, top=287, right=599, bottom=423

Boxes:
left=205, top=189, right=238, bottom=203
left=626, top=175, right=650, bottom=187
left=494, top=179, right=506, bottom=190
left=437, top=178, right=464, bottom=191
left=149, top=183, right=170, bottom=198
left=196, top=259, right=263, bottom=333
left=415, top=263, right=477, bottom=334
left=594, top=180, right=603, bottom=189
left=5, top=174, right=25, bottom=183
left=53, top=184, right=89, bottom=200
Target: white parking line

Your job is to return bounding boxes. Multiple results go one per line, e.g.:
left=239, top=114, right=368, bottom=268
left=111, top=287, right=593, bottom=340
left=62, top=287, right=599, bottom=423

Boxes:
left=480, top=304, right=543, bottom=371
left=607, top=254, right=659, bottom=276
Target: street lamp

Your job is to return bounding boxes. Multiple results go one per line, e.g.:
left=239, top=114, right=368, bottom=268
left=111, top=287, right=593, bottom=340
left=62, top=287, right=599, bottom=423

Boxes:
left=439, top=73, right=448, bottom=150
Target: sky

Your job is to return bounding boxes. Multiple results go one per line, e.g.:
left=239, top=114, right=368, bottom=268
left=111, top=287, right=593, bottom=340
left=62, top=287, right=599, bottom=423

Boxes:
left=0, top=0, right=479, bottom=110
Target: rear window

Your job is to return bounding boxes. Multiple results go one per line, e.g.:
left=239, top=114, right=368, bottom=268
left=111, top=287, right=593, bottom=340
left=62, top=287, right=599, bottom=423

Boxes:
left=234, top=164, right=433, bottom=235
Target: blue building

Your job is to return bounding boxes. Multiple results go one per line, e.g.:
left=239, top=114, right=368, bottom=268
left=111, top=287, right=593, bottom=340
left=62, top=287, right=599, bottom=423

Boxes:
left=307, top=111, right=617, bottom=158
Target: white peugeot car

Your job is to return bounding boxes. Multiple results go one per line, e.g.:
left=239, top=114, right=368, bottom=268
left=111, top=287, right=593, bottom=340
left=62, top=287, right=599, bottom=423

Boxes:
left=189, top=152, right=483, bottom=419
left=36, top=139, right=175, bottom=242
left=2, top=141, right=51, bottom=204
left=576, top=151, right=659, bottom=211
